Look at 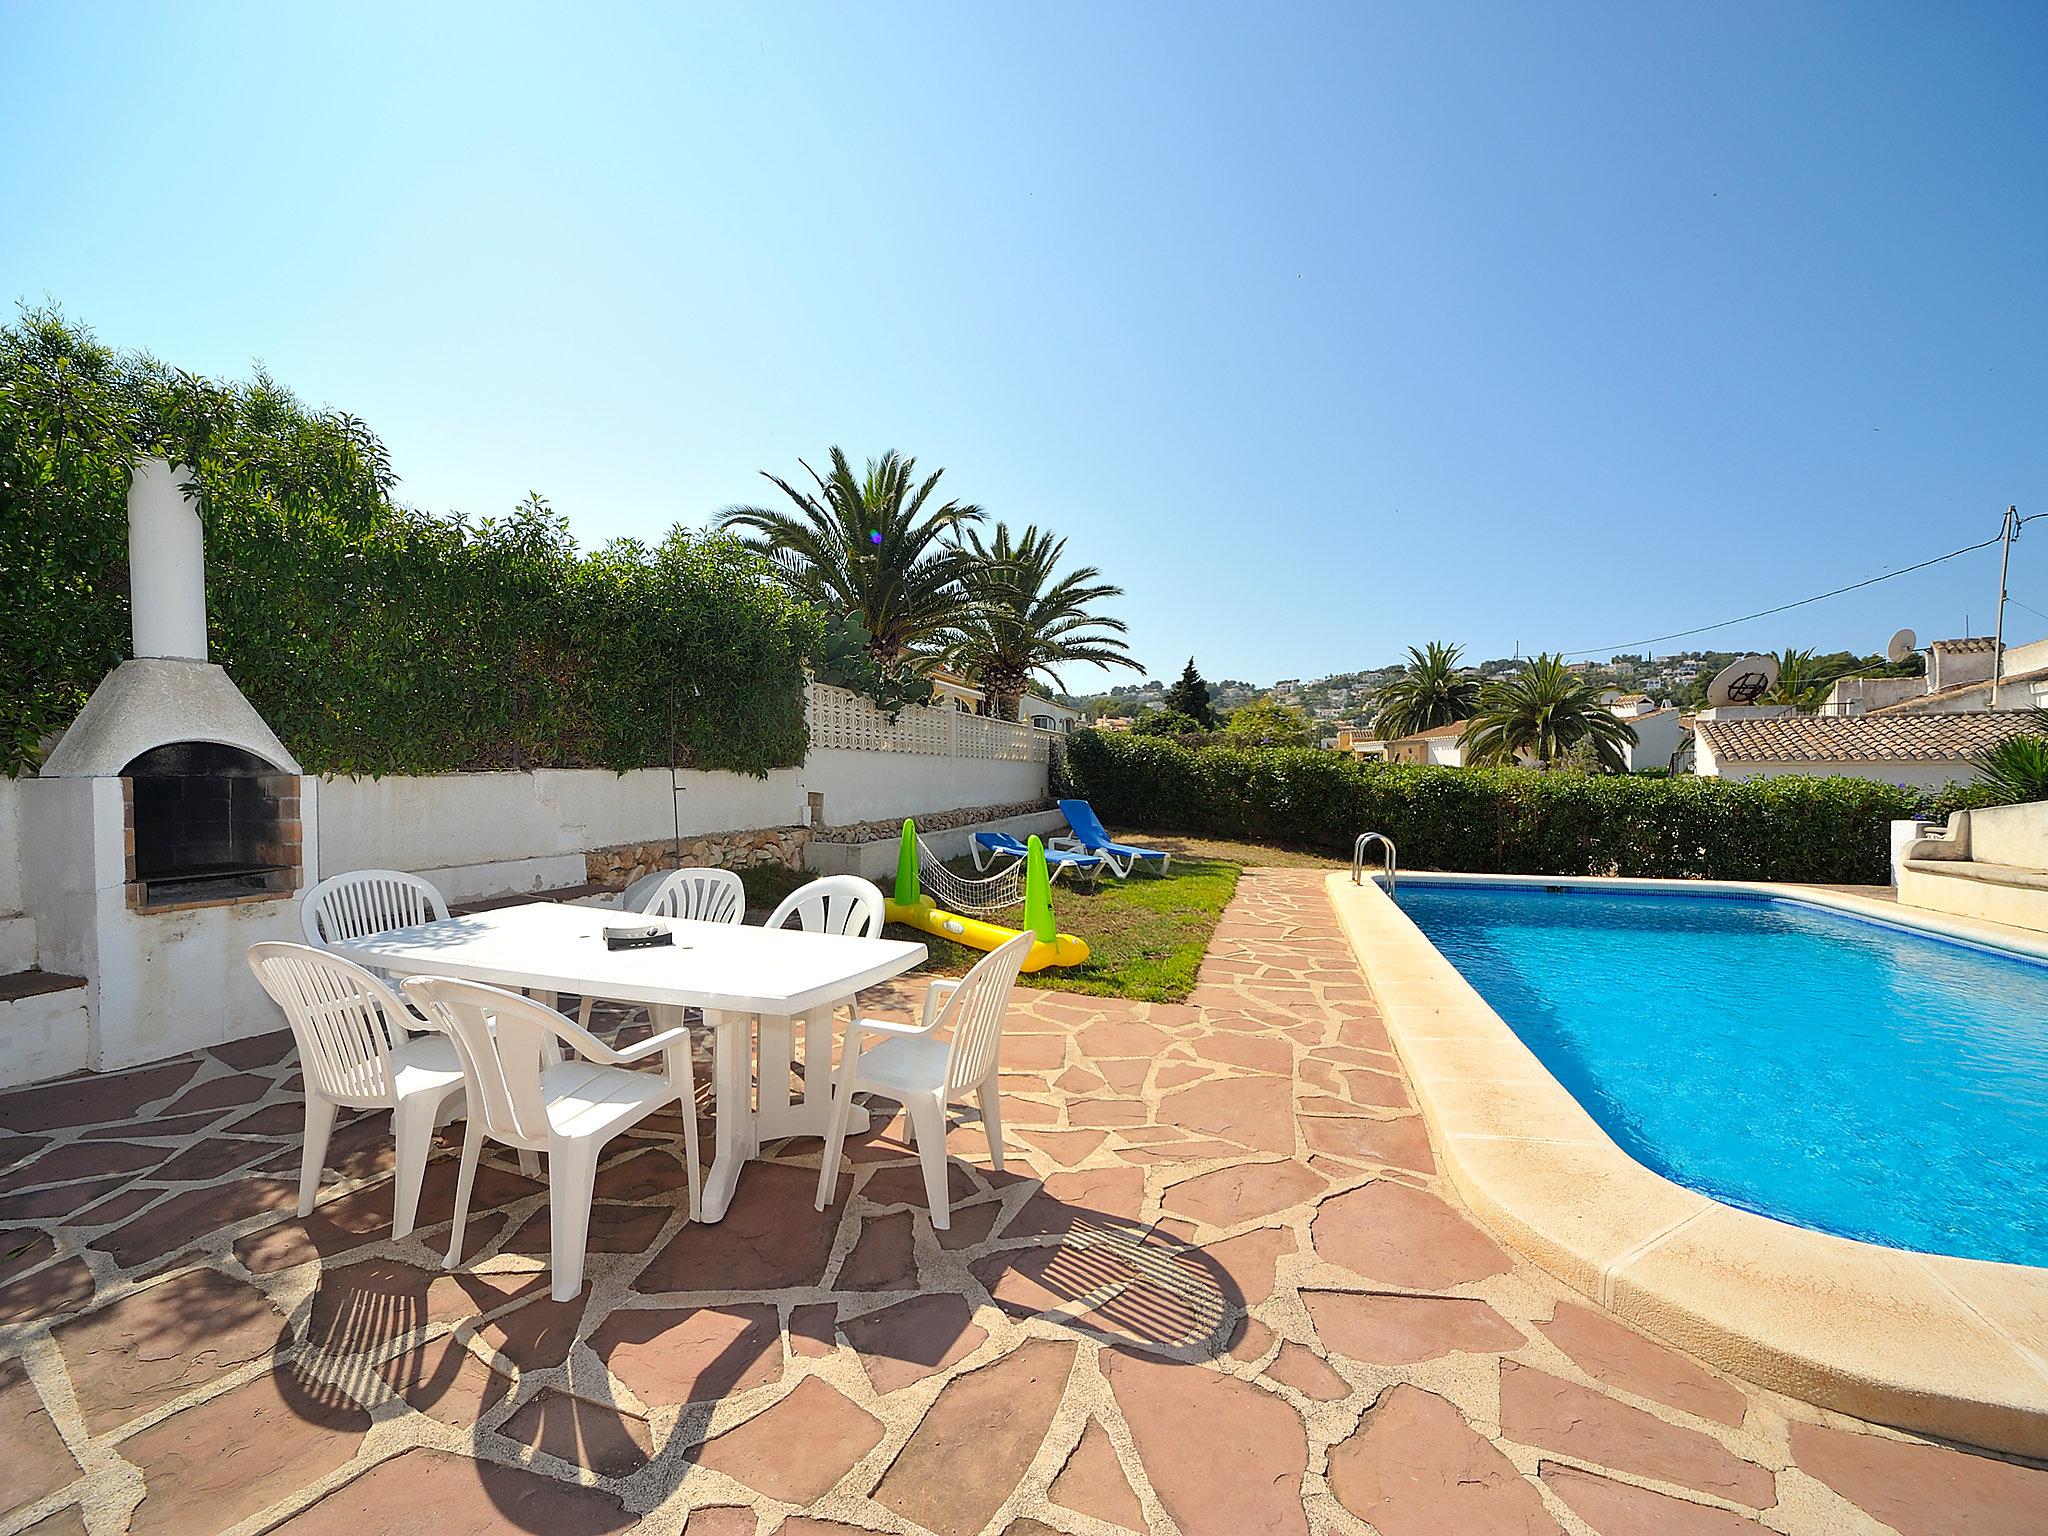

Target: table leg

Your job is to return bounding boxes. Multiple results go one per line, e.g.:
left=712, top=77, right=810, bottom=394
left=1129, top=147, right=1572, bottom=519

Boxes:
left=698, top=1008, right=755, bottom=1222
left=755, top=1008, right=872, bottom=1141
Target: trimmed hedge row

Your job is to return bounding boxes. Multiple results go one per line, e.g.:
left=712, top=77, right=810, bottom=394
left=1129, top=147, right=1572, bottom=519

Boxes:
left=1061, top=730, right=1971, bottom=885
left=2, top=308, right=821, bottom=778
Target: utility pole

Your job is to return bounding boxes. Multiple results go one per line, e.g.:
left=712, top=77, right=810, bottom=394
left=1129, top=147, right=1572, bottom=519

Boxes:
left=1993, top=504, right=2028, bottom=710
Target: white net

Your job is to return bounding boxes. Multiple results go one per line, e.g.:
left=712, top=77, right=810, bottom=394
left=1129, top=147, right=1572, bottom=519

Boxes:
left=916, top=836, right=1024, bottom=917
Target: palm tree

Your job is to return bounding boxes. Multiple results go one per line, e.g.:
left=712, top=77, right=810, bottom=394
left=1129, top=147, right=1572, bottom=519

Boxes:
left=1768, top=648, right=1834, bottom=712
left=1371, top=642, right=1481, bottom=739
left=1461, top=653, right=1638, bottom=771
left=721, top=447, right=981, bottom=670
left=946, top=523, right=1137, bottom=721
left=1974, top=711, right=2048, bottom=803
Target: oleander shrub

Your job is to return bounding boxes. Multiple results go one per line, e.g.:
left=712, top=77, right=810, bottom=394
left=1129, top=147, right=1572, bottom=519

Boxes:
left=1, top=307, right=821, bottom=777
left=1063, top=729, right=1956, bottom=885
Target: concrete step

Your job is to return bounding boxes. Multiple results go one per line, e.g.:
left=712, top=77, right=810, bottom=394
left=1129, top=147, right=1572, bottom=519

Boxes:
left=0, top=970, right=91, bottom=1090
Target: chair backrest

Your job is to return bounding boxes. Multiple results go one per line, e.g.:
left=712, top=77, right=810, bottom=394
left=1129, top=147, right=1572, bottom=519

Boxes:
left=939, top=929, right=1038, bottom=1094
left=303, top=869, right=450, bottom=947
left=1058, top=799, right=1113, bottom=848
left=247, top=941, right=411, bottom=1105
left=634, top=867, right=747, bottom=924
left=765, top=875, right=884, bottom=939
left=400, top=976, right=598, bottom=1146
left=977, top=832, right=1026, bottom=854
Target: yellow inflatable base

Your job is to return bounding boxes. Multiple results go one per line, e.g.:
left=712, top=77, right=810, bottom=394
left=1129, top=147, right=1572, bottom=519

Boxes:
left=886, top=897, right=1089, bottom=971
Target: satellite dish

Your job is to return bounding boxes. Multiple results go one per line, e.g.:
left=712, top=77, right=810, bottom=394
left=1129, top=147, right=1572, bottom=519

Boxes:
left=1706, top=654, right=1780, bottom=708
left=1885, top=627, right=1918, bottom=664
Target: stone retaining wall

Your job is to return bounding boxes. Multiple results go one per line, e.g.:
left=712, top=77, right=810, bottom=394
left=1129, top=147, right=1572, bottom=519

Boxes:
left=585, top=825, right=811, bottom=890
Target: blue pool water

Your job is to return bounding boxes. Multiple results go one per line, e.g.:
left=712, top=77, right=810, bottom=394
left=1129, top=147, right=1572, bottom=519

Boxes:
left=1394, top=882, right=2048, bottom=1267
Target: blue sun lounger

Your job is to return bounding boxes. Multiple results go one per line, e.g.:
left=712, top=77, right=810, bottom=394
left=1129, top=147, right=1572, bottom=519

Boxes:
left=1054, top=799, right=1173, bottom=879
left=971, top=831, right=1103, bottom=885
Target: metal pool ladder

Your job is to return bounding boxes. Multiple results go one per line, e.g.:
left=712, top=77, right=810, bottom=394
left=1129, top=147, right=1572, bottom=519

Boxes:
left=1352, top=832, right=1397, bottom=892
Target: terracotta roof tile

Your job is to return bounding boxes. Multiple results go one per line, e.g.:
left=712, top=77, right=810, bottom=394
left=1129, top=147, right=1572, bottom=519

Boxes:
left=1695, top=711, right=2032, bottom=764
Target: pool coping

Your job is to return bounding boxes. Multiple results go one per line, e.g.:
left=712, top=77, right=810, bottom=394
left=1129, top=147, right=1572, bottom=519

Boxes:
left=1324, top=869, right=2048, bottom=1459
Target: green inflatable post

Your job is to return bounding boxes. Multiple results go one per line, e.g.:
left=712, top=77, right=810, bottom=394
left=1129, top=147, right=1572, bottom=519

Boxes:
left=1023, top=836, right=1057, bottom=943
left=894, top=819, right=921, bottom=906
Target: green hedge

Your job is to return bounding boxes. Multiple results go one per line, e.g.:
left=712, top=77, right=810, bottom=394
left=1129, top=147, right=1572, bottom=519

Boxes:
left=1062, top=730, right=1975, bottom=885
left=2, top=309, right=821, bottom=777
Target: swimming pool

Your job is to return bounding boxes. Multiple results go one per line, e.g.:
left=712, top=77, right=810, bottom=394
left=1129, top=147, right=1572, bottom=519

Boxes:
left=1394, top=881, right=2048, bottom=1268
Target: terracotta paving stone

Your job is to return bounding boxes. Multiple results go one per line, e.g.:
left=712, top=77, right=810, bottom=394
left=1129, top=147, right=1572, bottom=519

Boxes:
left=120, top=1365, right=370, bottom=1536
left=681, top=1509, right=758, bottom=1535
left=1499, top=1364, right=1775, bottom=1509
left=588, top=1304, right=783, bottom=1408
left=0, top=1132, right=51, bottom=1171
left=161, top=1071, right=272, bottom=1115
left=0, top=1233, right=95, bottom=1324
left=0, top=1060, right=198, bottom=1133
left=1226, top=1314, right=1276, bottom=1362
left=1158, top=1076, right=1293, bottom=1152
left=592, top=1145, right=691, bottom=1202
left=1096, top=1057, right=1151, bottom=1095
left=149, top=1135, right=276, bottom=1182
left=72, top=1186, right=159, bottom=1226
left=372, top=1334, right=515, bottom=1429
left=1161, top=1160, right=1326, bottom=1227
left=1541, top=1301, right=1749, bottom=1428
left=1050, top=1418, right=1145, bottom=1531
left=500, top=1387, right=655, bottom=1476
left=1267, top=1341, right=1350, bottom=1401
left=696, top=1376, right=885, bottom=1505
left=96, top=1176, right=300, bottom=1267
left=0, top=1138, right=162, bottom=1194
left=1299, top=1112, right=1435, bottom=1173
left=1152, top=1063, right=1209, bottom=1089
left=474, top=1288, right=590, bottom=1371
left=1014, top=1128, right=1105, bottom=1164
left=873, top=1338, right=1076, bottom=1536
left=839, top=1209, right=920, bottom=1290
left=264, top=1447, right=634, bottom=1534
left=787, top=1301, right=838, bottom=1357
left=1540, top=1463, right=1763, bottom=1536
left=860, top=1159, right=977, bottom=1207
left=505, top=1199, right=669, bottom=1257
left=306, top=1256, right=537, bottom=1356
left=843, top=1292, right=986, bottom=1394
left=208, top=1030, right=294, bottom=1070
left=1328, top=1383, right=1562, bottom=1536
left=1102, top=1349, right=1309, bottom=1536
left=56, top=1267, right=283, bottom=1431
left=636, top=1163, right=849, bottom=1292
left=1001, top=1034, right=1067, bottom=1070
left=1304, top=1289, right=1526, bottom=1365
left=1004, top=1166, right=1145, bottom=1239
left=0, top=1174, right=134, bottom=1222
left=1786, top=1420, right=2048, bottom=1535
left=1193, top=1223, right=1295, bottom=1307
left=222, top=1102, right=304, bottom=1136
left=1191, top=1033, right=1293, bottom=1074
left=934, top=1199, right=1004, bottom=1250
left=1311, top=1178, right=1514, bottom=1289
left=0, top=1360, right=79, bottom=1520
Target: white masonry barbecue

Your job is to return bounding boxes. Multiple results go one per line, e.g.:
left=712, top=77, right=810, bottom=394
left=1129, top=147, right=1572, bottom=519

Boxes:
left=15, top=458, right=321, bottom=1077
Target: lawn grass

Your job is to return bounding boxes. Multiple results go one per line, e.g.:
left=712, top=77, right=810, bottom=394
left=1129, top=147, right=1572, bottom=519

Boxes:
left=739, top=855, right=1242, bottom=1002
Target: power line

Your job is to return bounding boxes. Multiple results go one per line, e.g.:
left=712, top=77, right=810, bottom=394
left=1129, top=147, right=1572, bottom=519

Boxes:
left=1562, top=531, right=2004, bottom=658
left=2010, top=596, right=2048, bottom=626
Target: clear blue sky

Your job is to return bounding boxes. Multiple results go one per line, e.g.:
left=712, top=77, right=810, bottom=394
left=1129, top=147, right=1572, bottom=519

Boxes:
left=5, top=2, right=2044, bottom=690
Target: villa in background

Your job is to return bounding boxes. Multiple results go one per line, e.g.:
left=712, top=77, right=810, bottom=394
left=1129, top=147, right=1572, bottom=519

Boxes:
left=1691, top=709, right=2033, bottom=788
left=929, top=669, right=1081, bottom=734
left=1823, top=634, right=2048, bottom=716
left=1333, top=726, right=1387, bottom=761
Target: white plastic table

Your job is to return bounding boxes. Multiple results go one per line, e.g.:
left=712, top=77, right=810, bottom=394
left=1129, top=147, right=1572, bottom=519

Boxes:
left=337, top=900, right=926, bottom=1221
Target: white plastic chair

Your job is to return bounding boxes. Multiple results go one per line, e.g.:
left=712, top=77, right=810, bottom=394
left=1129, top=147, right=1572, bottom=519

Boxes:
left=764, top=875, right=884, bottom=938
left=576, top=867, right=748, bottom=1032
left=402, top=975, right=701, bottom=1301
left=247, top=941, right=467, bottom=1239
left=637, top=866, right=747, bottom=924
left=814, top=928, right=1036, bottom=1229
left=302, top=869, right=451, bottom=947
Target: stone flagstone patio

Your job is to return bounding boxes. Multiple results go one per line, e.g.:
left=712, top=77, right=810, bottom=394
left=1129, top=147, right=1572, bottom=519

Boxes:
left=2, top=867, right=2044, bottom=1535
